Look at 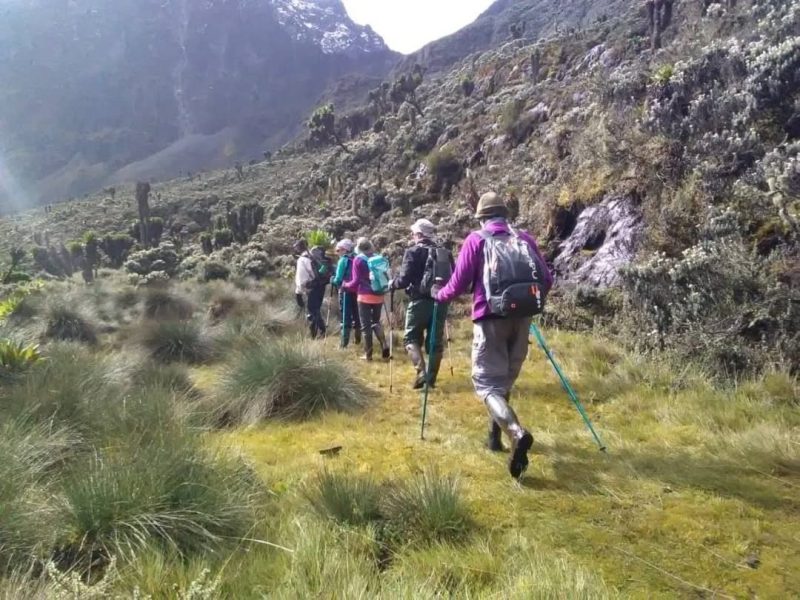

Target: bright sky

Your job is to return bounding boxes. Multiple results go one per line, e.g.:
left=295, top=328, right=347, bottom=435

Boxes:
left=342, top=0, right=496, bottom=54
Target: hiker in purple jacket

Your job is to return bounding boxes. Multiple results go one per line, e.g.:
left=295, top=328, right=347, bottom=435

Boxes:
left=434, top=192, right=553, bottom=479
left=343, top=237, right=390, bottom=362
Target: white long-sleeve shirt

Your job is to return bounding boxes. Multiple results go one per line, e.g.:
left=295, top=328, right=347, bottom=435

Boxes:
left=295, top=253, right=315, bottom=294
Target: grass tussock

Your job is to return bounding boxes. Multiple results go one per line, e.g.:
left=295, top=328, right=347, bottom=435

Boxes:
left=213, top=340, right=369, bottom=425
left=138, top=319, right=215, bottom=364
left=307, top=471, right=382, bottom=527
left=381, top=469, right=472, bottom=546
left=0, top=342, right=269, bottom=582
left=131, top=360, right=198, bottom=396
left=306, top=468, right=472, bottom=547
left=142, top=288, right=195, bottom=321
left=60, top=433, right=261, bottom=563
left=0, top=343, right=119, bottom=432
left=0, top=420, right=71, bottom=571
left=215, top=308, right=300, bottom=353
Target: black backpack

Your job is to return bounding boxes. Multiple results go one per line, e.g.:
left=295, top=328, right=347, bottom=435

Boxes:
left=309, top=246, right=333, bottom=288
left=419, top=245, right=453, bottom=296
left=477, top=229, right=550, bottom=317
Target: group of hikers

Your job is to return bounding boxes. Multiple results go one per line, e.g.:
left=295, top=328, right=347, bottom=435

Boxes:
left=294, top=191, right=553, bottom=479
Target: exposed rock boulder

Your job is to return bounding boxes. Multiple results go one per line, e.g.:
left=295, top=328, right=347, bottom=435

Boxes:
left=553, top=196, right=644, bottom=288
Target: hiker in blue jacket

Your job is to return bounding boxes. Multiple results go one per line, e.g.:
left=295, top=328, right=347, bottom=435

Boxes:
left=331, top=238, right=361, bottom=348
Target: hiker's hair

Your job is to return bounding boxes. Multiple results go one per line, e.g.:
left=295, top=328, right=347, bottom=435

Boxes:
left=356, top=237, right=374, bottom=254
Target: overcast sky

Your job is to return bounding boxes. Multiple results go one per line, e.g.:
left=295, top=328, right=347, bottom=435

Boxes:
left=342, top=0, right=496, bottom=54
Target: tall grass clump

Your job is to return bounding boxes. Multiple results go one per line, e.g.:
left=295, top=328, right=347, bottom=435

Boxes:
left=138, top=319, right=215, bottom=364
left=306, top=470, right=382, bottom=527
left=143, top=288, right=195, bottom=321
left=215, top=308, right=299, bottom=353
left=382, top=469, right=471, bottom=546
left=0, top=343, right=118, bottom=432
left=0, top=420, right=72, bottom=572
left=388, top=534, right=615, bottom=599
left=44, top=305, right=98, bottom=345
left=60, top=432, right=262, bottom=564
left=272, top=518, right=379, bottom=598
left=213, top=341, right=369, bottom=426
left=130, top=360, right=198, bottom=397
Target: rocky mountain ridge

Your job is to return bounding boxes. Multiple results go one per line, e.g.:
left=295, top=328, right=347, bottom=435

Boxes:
left=0, top=0, right=398, bottom=210
left=399, top=0, right=630, bottom=74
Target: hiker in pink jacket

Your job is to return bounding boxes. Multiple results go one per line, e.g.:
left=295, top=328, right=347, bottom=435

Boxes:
left=435, top=192, right=553, bottom=479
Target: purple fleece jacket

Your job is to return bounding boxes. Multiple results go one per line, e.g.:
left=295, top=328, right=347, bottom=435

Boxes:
left=435, top=220, right=553, bottom=321
left=343, top=255, right=377, bottom=296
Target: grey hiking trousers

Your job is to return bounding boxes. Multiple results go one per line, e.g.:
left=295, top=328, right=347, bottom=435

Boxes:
left=471, top=317, right=532, bottom=401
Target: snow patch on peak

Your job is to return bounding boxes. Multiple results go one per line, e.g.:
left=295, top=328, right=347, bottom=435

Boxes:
left=271, top=0, right=387, bottom=55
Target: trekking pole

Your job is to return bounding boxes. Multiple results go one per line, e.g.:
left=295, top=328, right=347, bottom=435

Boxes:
left=420, top=301, right=440, bottom=440
left=340, top=289, right=348, bottom=350
left=388, top=290, right=395, bottom=393
left=529, top=322, right=607, bottom=452
left=325, top=285, right=334, bottom=345
left=444, top=320, right=454, bottom=377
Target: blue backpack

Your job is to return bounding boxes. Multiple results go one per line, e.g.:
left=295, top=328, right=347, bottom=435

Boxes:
left=359, top=254, right=390, bottom=293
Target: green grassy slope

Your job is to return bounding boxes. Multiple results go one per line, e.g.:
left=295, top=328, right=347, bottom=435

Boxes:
left=214, top=326, right=799, bottom=598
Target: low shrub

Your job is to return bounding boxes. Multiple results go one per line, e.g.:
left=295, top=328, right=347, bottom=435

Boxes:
left=621, top=210, right=799, bottom=375
left=213, top=341, right=369, bottom=425
left=426, top=147, right=463, bottom=194
left=500, top=98, right=535, bottom=146
left=203, top=261, right=231, bottom=282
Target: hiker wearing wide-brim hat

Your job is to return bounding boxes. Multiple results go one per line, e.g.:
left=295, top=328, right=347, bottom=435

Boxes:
left=433, top=192, right=553, bottom=479
left=391, top=218, right=454, bottom=389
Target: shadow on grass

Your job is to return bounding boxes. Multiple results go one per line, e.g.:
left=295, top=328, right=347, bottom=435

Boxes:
left=533, top=442, right=799, bottom=513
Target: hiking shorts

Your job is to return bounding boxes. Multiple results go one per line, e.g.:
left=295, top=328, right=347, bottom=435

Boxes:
left=471, top=317, right=532, bottom=401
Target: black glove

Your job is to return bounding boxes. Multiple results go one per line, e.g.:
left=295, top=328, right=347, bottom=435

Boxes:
left=295, top=293, right=305, bottom=309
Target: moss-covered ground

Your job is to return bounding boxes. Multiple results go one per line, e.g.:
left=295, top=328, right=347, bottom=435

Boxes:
left=205, top=326, right=800, bottom=598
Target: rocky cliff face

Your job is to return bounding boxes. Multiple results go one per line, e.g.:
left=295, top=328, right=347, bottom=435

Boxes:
left=0, top=0, right=398, bottom=209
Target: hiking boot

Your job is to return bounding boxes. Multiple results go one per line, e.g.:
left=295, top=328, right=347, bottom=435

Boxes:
left=382, top=347, right=391, bottom=360
left=508, top=429, right=533, bottom=479
left=413, top=372, right=426, bottom=390
left=487, top=421, right=504, bottom=452
left=361, top=353, right=373, bottom=362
